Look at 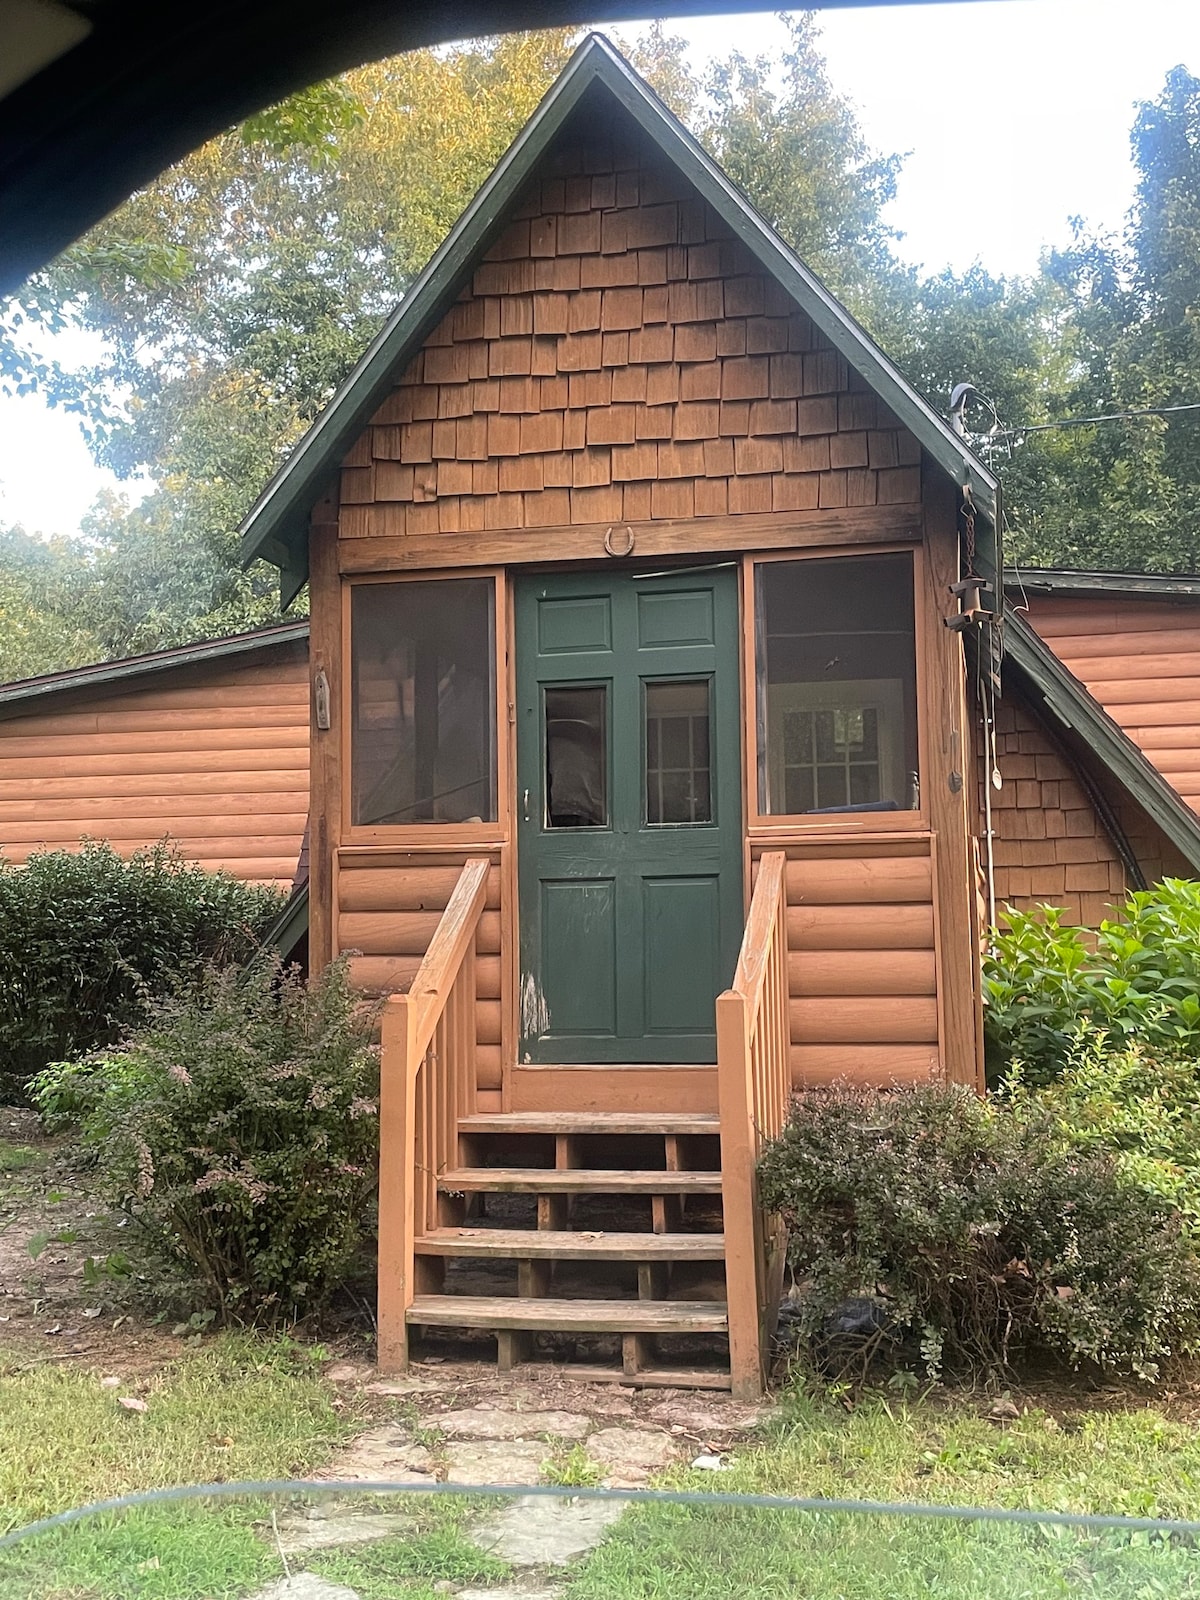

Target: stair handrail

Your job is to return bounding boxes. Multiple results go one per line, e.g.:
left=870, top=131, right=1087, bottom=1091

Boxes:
left=377, top=856, right=491, bottom=1371
left=716, top=849, right=791, bottom=1400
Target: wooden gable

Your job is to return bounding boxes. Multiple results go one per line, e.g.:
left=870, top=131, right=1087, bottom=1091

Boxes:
left=338, top=125, right=921, bottom=544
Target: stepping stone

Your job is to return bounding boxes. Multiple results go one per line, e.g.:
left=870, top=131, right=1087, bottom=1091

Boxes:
left=584, top=1427, right=677, bottom=1487
left=443, top=1439, right=547, bottom=1485
left=473, top=1493, right=626, bottom=1566
left=271, top=1505, right=415, bottom=1556
left=312, top=1425, right=437, bottom=1484
left=647, top=1397, right=771, bottom=1436
left=435, top=1406, right=592, bottom=1441
left=249, top=1575, right=362, bottom=1600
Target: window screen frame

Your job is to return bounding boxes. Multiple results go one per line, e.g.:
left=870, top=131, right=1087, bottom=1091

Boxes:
left=341, top=570, right=507, bottom=845
left=745, top=545, right=928, bottom=834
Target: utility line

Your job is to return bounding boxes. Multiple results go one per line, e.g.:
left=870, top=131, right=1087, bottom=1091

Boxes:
left=995, top=401, right=1200, bottom=437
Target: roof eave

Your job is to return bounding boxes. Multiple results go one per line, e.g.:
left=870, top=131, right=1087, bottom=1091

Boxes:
left=1004, top=613, right=1200, bottom=872
left=0, top=621, right=310, bottom=717
left=237, top=38, right=611, bottom=583
left=238, top=33, right=998, bottom=599
left=1005, top=567, right=1200, bottom=602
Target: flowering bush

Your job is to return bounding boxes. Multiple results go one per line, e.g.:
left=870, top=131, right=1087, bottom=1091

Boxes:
left=32, top=956, right=379, bottom=1320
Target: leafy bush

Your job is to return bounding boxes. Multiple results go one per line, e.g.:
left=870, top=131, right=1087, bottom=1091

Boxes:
left=758, top=1083, right=1200, bottom=1382
left=31, top=957, right=379, bottom=1320
left=1005, top=1030, right=1200, bottom=1228
left=984, top=879, right=1200, bottom=1084
left=0, top=839, right=284, bottom=1100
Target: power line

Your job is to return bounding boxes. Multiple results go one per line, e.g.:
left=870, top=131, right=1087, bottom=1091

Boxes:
left=996, top=402, right=1200, bottom=437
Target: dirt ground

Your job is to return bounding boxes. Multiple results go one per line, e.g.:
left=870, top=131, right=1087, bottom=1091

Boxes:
left=7, top=1100, right=1200, bottom=1429
left=0, top=1105, right=186, bottom=1371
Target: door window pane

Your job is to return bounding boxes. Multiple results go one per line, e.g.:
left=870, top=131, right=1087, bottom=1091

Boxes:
left=545, top=685, right=607, bottom=828
left=645, top=679, right=712, bottom=825
left=351, top=579, right=496, bottom=825
left=756, top=554, right=919, bottom=816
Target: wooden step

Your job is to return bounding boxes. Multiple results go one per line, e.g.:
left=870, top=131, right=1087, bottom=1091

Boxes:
left=459, top=1112, right=721, bottom=1136
left=414, top=1228, right=726, bottom=1260
left=406, top=1294, right=728, bottom=1334
left=438, top=1167, right=722, bottom=1195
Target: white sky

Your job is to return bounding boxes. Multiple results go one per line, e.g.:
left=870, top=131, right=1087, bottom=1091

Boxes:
left=2, top=0, right=1198, bottom=540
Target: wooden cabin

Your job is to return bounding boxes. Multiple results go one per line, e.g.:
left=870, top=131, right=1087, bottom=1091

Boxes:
left=236, top=37, right=1200, bottom=1396
left=988, top=573, right=1200, bottom=924
left=0, top=622, right=310, bottom=889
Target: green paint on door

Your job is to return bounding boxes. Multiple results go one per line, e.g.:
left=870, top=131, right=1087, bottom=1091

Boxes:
left=516, top=568, right=743, bottom=1063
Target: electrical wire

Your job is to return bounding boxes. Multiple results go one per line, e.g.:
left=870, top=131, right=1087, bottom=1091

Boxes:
left=996, top=401, right=1200, bottom=437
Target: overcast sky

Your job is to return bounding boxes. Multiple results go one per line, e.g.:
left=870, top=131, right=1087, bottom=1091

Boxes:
left=2, top=0, right=1198, bottom=540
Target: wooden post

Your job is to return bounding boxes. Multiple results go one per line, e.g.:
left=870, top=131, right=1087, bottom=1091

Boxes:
left=377, top=993, right=417, bottom=1373
left=717, top=988, right=764, bottom=1401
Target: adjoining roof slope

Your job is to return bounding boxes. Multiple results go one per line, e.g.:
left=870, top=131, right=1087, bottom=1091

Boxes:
left=239, top=32, right=1000, bottom=606
left=1002, top=611, right=1200, bottom=873
left=1005, top=567, right=1200, bottom=602
left=0, top=619, right=310, bottom=719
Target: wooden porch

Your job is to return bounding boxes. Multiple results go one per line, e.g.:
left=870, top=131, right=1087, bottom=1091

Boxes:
left=377, top=852, right=791, bottom=1399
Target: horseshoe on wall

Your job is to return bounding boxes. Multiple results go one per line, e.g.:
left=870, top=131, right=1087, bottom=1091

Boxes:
left=603, top=524, right=636, bottom=557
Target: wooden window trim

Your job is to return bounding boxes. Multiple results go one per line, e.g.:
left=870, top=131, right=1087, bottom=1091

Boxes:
left=340, top=568, right=511, bottom=847
left=742, top=544, right=929, bottom=835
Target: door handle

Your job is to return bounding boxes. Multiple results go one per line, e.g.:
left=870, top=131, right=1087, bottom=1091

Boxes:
left=522, top=787, right=531, bottom=823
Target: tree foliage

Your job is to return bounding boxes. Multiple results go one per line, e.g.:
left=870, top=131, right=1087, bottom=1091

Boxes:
left=4, top=32, right=1200, bottom=678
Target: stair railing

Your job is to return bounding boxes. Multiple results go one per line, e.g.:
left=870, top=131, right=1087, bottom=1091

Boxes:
left=377, top=856, right=490, bottom=1371
left=716, top=849, right=792, bottom=1399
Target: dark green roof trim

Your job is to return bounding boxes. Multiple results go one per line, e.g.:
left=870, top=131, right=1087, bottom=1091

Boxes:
left=0, top=620, right=310, bottom=719
left=239, top=33, right=999, bottom=598
left=1005, top=567, right=1200, bottom=602
left=263, top=881, right=309, bottom=962
left=1004, top=612, right=1200, bottom=873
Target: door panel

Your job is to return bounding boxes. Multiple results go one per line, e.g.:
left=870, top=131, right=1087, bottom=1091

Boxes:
left=642, top=875, right=723, bottom=1034
left=540, top=877, right=618, bottom=1036
left=516, top=567, right=742, bottom=1064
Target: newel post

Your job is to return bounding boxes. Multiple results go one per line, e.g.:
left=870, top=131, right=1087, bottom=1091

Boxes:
left=717, top=989, right=766, bottom=1401
left=377, top=993, right=418, bottom=1373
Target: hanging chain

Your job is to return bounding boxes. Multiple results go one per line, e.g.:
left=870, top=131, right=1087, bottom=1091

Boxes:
left=961, top=481, right=977, bottom=574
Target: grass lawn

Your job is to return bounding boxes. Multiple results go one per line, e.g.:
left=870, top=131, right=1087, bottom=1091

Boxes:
left=5, top=1355, right=1200, bottom=1598
left=564, top=1382, right=1200, bottom=1599
left=0, top=1334, right=364, bottom=1598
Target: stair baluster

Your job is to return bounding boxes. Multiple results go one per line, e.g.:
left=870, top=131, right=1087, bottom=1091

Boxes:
left=377, top=857, right=491, bottom=1372
left=716, top=850, right=792, bottom=1400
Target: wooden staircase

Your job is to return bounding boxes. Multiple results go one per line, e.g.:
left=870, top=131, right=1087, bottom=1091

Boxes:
left=407, top=1109, right=732, bottom=1387
left=377, top=855, right=793, bottom=1399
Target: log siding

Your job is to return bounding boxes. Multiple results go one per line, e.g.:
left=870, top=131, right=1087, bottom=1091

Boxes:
left=0, top=641, right=310, bottom=886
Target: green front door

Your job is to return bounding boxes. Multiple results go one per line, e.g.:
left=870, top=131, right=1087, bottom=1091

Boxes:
left=516, top=567, right=743, bottom=1064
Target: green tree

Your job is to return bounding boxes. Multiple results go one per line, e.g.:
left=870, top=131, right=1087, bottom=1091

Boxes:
left=993, top=67, right=1200, bottom=572
left=4, top=24, right=916, bottom=661
left=0, top=526, right=100, bottom=681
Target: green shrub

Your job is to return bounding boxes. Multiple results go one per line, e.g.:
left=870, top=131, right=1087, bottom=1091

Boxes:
left=758, top=1083, right=1200, bottom=1382
left=31, top=956, right=379, bottom=1320
left=984, top=879, right=1200, bottom=1084
left=0, top=839, right=284, bottom=1100
left=1005, top=1030, right=1200, bottom=1227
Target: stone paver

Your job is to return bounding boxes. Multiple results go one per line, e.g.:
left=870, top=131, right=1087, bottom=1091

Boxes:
left=311, top=1425, right=437, bottom=1486
left=647, top=1397, right=769, bottom=1437
left=457, top=1587, right=561, bottom=1600
left=443, top=1438, right=548, bottom=1484
left=473, top=1493, right=625, bottom=1566
left=584, top=1426, right=678, bottom=1487
left=271, top=1505, right=415, bottom=1557
left=435, top=1406, right=593, bottom=1442
left=249, top=1575, right=362, bottom=1600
